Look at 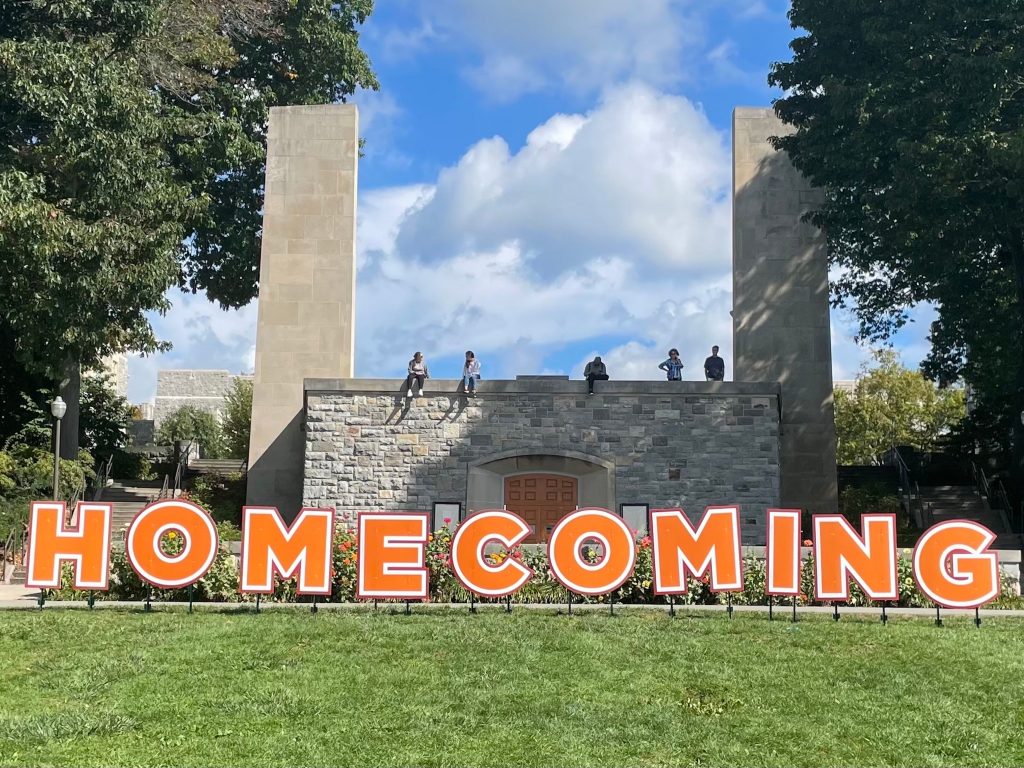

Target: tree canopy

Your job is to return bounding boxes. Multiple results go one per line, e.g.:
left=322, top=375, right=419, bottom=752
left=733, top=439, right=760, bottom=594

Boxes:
left=835, top=350, right=966, bottom=465
left=770, top=0, right=1024, bottom=489
left=0, top=0, right=377, bottom=382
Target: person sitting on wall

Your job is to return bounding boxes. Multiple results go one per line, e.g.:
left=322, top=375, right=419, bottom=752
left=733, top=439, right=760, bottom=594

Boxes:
left=463, top=350, right=481, bottom=397
left=658, top=348, right=685, bottom=381
left=584, top=356, right=609, bottom=395
left=406, top=351, right=430, bottom=398
left=704, top=345, right=725, bottom=381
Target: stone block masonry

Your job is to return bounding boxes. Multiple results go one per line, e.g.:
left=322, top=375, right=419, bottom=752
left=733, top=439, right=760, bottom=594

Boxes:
left=303, top=379, right=781, bottom=545
left=248, top=104, right=358, bottom=515
left=733, top=107, right=839, bottom=514
left=153, top=370, right=252, bottom=428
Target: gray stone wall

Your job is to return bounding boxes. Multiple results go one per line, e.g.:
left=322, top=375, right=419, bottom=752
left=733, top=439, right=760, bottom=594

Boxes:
left=303, top=379, right=781, bottom=544
left=153, top=370, right=253, bottom=428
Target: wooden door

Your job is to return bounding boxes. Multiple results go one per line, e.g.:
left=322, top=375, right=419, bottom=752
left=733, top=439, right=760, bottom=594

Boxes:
left=504, top=474, right=578, bottom=543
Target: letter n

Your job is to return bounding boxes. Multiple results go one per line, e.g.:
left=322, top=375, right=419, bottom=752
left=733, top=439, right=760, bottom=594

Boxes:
left=813, top=513, right=897, bottom=601
left=25, top=501, right=112, bottom=590
left=240, top=507, right=335, bottom=595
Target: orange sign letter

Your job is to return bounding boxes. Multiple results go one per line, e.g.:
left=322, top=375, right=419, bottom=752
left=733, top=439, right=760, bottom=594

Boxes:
left=126, top=500, right=219, bottom=589
left=451, top=510, right=533, bottom=597
left=766, top=509, right=801, bottom=596
left=25, top=501, right=112, bottom=590
left=913, top=520, right=999, bottom=608
left=357, top=512, right=429, bottom=600
left=650, top=507, right=743, bottom=594
left=548, top=508, right=635, bottom=596
left=241, top=507, right=335, bottom=595
left=813, top=513, right=897, bottom=601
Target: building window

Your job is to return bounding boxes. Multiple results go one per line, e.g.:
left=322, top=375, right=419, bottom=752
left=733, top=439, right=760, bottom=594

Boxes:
left=431, top=502, right=462, bottom=532
left=619, top=503, right=649, bottom=536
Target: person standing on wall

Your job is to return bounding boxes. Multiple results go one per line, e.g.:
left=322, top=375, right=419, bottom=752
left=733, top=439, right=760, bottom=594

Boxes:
left=704, top=346, right=725, bottom=381
left=658, top=348, right=685, bottom=381
left=406, top=351, right=430, bottom=398
left=463, top=350, right=481, bottom=397
left=584, top=356, right=609, bottom=395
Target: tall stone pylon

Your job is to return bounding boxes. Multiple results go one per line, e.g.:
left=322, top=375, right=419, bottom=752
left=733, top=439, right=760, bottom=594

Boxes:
left=248, top=105, right=358, bottom=515
left=732, top=107, right=839, bottom=515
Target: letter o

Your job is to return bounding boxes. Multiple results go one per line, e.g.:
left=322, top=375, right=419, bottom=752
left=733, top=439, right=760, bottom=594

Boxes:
left=126, top=500, right=219, bottom=588
left=548, top=508, right=636, bottom=595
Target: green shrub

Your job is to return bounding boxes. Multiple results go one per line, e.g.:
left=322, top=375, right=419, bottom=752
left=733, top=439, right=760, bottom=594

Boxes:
left=43, top=526, right=1023, bottom=609
left=155, top=405, right=224, bottom=459
left=222, top=378, right=252, bottom=460
left=110, top=450, right=155, bottom=481
left=841, top=482, right=902, bottom=519
left=187, top=472, right=246, bottom=526
left=0, top=445, right=94, bottom=502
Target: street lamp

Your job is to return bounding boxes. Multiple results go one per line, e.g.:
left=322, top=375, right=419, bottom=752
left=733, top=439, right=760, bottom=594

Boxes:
left=51, top=396, right=66, bottom=499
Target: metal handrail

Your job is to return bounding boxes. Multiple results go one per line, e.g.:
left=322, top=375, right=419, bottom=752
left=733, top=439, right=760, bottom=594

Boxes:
left=158, top=473, right=170, bottom=500
left=93, top=453, right=114, bottom=501
left=887, top=447, right=915, bottom=521
left=972, top=461, right=1022, bottom=535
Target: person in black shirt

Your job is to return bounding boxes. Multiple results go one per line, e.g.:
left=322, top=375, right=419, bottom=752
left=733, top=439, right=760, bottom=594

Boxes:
left=704, top=346, right=725, bottom=381
left=584, top=356, right=609, bottom=395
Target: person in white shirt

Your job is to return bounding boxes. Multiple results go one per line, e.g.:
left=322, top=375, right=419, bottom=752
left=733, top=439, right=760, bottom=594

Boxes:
left=406, top=352, right=429, bottom=397
left=463, top=351, right=481, bottom=397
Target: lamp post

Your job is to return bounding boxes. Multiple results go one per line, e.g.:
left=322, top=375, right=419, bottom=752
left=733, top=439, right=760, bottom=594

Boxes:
left=51, top=396, right=66, bottom=499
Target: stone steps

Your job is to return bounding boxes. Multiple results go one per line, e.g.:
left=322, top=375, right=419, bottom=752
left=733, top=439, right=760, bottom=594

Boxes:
left=919, top=485, right=1019, bottom=550
left=189, top=458, right=246, bottom=476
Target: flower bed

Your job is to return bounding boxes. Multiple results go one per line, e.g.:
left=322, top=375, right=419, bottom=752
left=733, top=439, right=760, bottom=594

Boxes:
left=46, top=524, right=1024, bottom=608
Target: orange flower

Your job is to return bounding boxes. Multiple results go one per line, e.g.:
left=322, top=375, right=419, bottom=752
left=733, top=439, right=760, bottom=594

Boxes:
left=802, top=539, right=813, bottom=547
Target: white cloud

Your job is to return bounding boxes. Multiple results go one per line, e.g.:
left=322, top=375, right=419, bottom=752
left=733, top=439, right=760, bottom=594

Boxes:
left=400, top=0, right=701, bottom=101
left=355, top=84, right=734, bottom=380
left=127, top=290, right=256, bottom=403
left=394, top=84, right=731, bottom=280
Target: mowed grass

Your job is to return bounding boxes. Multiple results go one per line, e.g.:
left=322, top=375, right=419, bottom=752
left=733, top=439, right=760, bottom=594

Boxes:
left=2, top=609, right=1024, bottom=767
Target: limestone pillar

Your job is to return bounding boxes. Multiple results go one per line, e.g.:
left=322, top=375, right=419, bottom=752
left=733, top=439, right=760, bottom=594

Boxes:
left=732, top=107, right=839, bottom=515
left=247, top=104, right=358, bottom=515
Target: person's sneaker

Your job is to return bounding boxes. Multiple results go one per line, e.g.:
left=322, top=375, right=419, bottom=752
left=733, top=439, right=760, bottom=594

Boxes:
left=406, top=389, right=413, bottom=398
left=416, top=389, right=423, bottom=397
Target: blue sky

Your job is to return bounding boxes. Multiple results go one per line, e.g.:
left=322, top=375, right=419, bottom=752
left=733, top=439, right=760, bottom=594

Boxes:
left=127, top=0, right=932, bottom=402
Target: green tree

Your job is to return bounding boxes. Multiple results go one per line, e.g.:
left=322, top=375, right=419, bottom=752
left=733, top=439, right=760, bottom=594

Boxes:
left=156, top=405, right=224, bottom=459
left=0, top=1, right=377, bottom=455
left=79, top=374, right=132, bottom=460
left=769, top=1, right=1024, bottom=493
left=221, top=378, right=253, bottom=460
left=835, top=351, right=966, bottom=465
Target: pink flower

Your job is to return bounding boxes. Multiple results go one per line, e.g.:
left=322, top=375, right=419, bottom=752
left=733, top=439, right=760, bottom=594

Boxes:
left=443, top=517, right=452, bottom=525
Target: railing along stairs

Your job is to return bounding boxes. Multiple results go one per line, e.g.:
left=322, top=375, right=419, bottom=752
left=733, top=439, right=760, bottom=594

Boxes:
left=158, top=440, right=193, bottom=501
left=884, top=447, right=924, bottom=528
left=972, top=462, right=1022, bottom=537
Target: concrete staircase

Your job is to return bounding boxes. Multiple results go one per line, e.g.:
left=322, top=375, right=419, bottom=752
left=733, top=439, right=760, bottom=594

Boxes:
left=97, top=480, right=166, bottom=535
left=920, top=485, right=1022, bottom=550
left=188, top=458, right=246, bottom=476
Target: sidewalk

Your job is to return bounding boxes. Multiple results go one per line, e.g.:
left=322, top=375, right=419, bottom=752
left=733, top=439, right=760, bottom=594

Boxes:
left=0, top=583, right=40, bottom=603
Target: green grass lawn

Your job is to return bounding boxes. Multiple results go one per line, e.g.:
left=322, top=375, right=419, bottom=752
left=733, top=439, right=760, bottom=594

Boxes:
left=2, top=609, right=1024, bottom=767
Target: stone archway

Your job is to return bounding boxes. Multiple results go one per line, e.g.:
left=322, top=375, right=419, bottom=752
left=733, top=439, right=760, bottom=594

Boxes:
left=466, top=449, right=615, bottom=517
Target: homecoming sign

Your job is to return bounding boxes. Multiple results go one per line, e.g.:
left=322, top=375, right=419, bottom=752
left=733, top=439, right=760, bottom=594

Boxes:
left=24, top=501, right=1001, bottom=608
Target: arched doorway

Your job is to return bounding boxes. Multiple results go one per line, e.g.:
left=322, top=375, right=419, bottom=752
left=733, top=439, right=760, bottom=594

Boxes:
left=504, top=474, right=578, bottom=543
